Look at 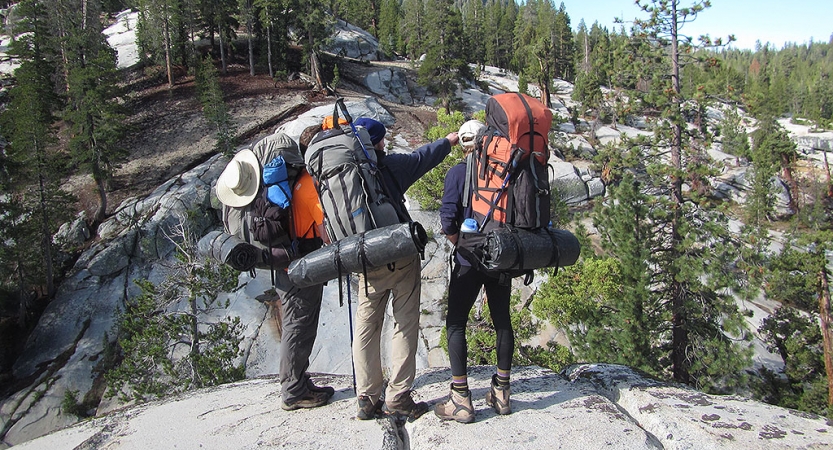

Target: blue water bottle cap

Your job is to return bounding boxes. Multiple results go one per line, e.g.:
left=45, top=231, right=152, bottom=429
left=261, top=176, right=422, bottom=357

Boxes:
left=461, top=218, right=478, bottom=233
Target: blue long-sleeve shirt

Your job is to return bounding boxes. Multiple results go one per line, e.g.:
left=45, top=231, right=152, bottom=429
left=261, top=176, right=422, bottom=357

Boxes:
left=439, top=161, right=468, bottom=236
left=440, top=161, right=474, bottom=266
left=379, top=137, right=452, bottom=221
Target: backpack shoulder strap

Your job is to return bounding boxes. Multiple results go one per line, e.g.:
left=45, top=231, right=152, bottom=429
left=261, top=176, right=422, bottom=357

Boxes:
left=462, top=152, right=475, bottom=209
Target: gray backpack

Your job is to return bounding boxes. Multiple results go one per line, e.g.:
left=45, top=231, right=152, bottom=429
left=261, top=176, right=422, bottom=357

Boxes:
left=304, top=100, right=400, bottom=241
left=222, top=132, right=305, bottom=268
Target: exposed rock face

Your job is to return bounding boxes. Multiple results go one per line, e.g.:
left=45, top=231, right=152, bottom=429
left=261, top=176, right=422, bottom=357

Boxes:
left=551, top=159, right=606, bottom=205
left=10, top=365, right=831, bottom=450
left=365, top=68, right=417, bottom=104
left=326, top=19, right=383, bottom=61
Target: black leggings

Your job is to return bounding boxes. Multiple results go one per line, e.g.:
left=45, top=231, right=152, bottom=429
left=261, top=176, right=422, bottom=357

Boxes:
left=446, top=263, right=514, bottom=378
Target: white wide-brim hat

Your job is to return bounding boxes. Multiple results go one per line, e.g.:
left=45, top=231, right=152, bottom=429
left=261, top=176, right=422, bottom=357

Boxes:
left=216, top=149, right=261, bottom=207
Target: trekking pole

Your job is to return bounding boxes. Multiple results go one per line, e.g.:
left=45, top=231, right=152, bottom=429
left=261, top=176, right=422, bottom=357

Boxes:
left=334, top=97, right=374, bottom=161
left=346, top=273, right=357, bottom=394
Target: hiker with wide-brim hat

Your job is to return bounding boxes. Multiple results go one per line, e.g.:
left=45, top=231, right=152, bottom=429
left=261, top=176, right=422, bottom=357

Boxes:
left=213, top=137, right=336, bottom=411
left=216, top=149, right=261, bottom=207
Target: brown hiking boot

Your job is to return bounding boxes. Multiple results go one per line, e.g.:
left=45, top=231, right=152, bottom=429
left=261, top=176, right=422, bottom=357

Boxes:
left=434, top=386, right=475, bottom=424
left=307, top=379, right=335, bottom=399
left=281, top=390, right=330, bottom=411
left=485, top=375, right=511, bottom=415
left=356, top=395, right=384, bottom=420
left=383, top=390, right=429, bottom=422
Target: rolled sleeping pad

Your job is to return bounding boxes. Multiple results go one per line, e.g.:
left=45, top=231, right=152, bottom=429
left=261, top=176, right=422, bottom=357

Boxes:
left=287, top=222, right=428, bottom=288
left=197, top=230, right=260, bottom=272
left=481, top=227, right=580, bottom=272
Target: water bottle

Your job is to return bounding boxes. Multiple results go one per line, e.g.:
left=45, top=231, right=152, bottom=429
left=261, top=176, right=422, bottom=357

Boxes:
left=460, top=218, right=478, bottom=234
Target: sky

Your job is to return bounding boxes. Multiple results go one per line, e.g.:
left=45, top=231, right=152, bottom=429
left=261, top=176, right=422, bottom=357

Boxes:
left=559, top=0, right=833, bottom=51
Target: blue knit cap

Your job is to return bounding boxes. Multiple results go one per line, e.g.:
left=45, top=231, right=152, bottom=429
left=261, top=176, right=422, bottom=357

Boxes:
left=354, top=118, right=386, bottom=145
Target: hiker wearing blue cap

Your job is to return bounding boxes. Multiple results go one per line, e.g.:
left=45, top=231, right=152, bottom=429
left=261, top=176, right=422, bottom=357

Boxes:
left=354, top=117, right=387, bottom=146
left=351, top=117, right=460, bottom=422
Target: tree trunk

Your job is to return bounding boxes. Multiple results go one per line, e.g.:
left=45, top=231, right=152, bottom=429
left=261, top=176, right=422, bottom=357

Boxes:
left=163, top=12, right=173, bottom=87
left=537, top=56, right=552, bottom=108
left=821, top=145, right=832, bottom=199
left=16, top=264, right=27, bottom=329
left=780, top=153, right=799, bottom=212
left=94, top=168, right=107, bottom=224
left=310, top=50, right=325, bottom=92
left=820, top=255, right=833, bottom=407
left=246, top=1, right=254, bottom=76
left=189, top=295, right=201, bottom=388
left=583, top=32, right=590, bottom=73
left=219, top=24, right=227, bottom=75
left=266, top=21, right=274, bottom=79
left=669, top=0, right=690, bottom=385
left=38, top=170, right=55, bottom=298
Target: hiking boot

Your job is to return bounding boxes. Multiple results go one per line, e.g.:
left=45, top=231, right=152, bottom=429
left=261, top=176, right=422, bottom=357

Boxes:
left=485, top=374, right=511, bottom=415
left=383, top=390, right=429, bottom=422
left=356, top=395, right=384, bottom=420
left=307, top=379, right=335, bottom=399
left=280, top=390, right=330, bottom=411
left=434, top=386, right=475, bottom=424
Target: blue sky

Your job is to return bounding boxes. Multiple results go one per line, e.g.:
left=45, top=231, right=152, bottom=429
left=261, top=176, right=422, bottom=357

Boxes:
left=559, top=0, right=833, bottom=50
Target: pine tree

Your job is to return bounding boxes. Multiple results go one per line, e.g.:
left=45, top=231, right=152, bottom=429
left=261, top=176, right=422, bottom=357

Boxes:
left=400, top=0, right=425, bottom=61
left=763, top=232, right=833, bottom=414
left=418, top=0, right=470, bottom=113
left=746, top=117, right=783, bottom=226
left=254, top=0, right=290, bottom=78
left=720, top=108, right=751, bottom=160
left=0, top=0, right=72, bottom=304
left=59, top=0, right=128, bottom=224
left=757, top=306, right=829, bottom=416
left=461, top=0, right=486, bottom=70
left=377, top=0, right=401, bottom=57
left=196, top=56, right=237, bottom=156
left=512, top=0, right=573, bottom=107
left=560, top=1, right=753, bottom=391
left=105, top=219, right=245, bottom=402
left=239, top=0, right=256, bottom=76
left=535, top=173, right=661, bottom=374
left=135, top=0, right=188, bottom=86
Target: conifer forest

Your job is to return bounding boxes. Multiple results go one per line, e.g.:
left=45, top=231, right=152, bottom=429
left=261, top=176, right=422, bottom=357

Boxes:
left=0, top=0, right=831, bottom=421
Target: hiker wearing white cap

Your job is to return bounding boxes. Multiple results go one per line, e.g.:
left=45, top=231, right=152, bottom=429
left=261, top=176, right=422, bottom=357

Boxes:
left=435, top=118, right=514, bottom=423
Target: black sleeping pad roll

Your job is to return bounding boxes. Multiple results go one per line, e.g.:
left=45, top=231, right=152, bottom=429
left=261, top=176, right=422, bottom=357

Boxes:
left=287, top=222, right=428, bottom=287
left=198, top=230, right=260, bottom=272
left=482, top=227, right=580, bottom=271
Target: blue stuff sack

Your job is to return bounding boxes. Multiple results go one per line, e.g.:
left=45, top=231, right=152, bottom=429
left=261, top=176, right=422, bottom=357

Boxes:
left=263, top=156, right=292, bottom=208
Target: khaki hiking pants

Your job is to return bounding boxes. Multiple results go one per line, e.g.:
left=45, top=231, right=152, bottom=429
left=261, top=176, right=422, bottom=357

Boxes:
left=353, top=254, right=421, bottom=404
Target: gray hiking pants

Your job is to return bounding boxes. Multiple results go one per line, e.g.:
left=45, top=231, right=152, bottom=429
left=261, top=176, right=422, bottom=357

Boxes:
left=275, top=269, right=325, bottom=404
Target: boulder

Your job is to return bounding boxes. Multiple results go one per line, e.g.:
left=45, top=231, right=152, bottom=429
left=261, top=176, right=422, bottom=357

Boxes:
left=550, top=160, right=605, bottom=205
left=364, top=68, right=415, bottom=104
left=54, top=212, right=90, bottom=250
left=326, top=19, right=382, bottom=61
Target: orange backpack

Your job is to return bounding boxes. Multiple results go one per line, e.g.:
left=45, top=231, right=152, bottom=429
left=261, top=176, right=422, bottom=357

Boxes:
left=466, top=92, right=553, bottom=231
